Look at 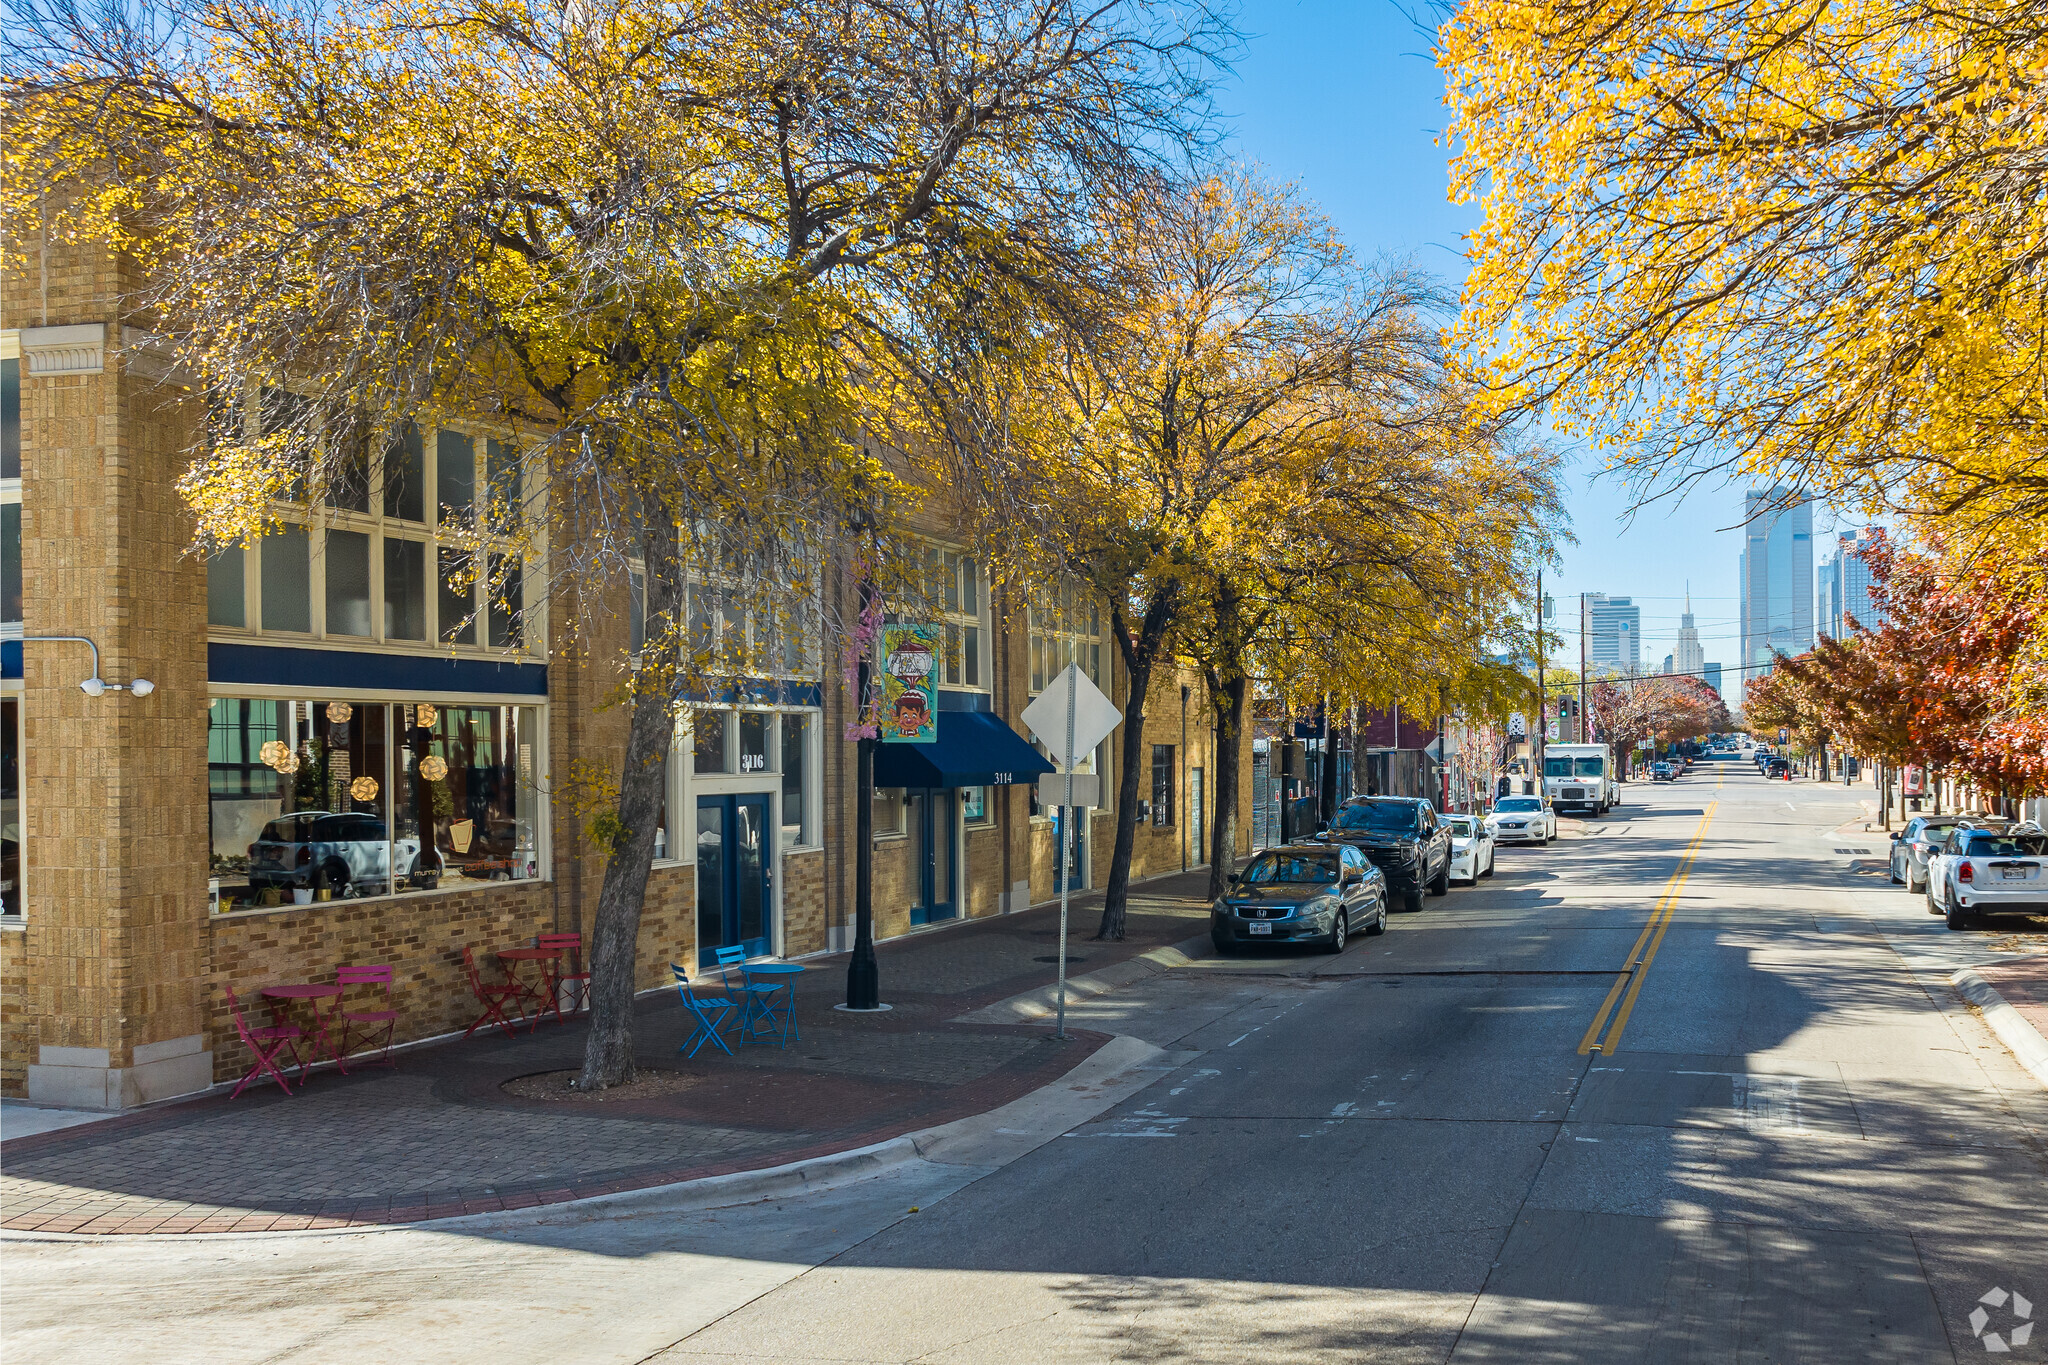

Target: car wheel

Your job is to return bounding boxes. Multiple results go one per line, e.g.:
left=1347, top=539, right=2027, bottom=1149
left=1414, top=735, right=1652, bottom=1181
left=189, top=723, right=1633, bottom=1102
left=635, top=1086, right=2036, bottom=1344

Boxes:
left=1324, top=911, right=1348, bottom=955
left=1907, top=868, right=1925, bottom=895
left=1482, top=849, right=1496, bottom=878
left=1429, top=859, right=1450, bottom=895
left=1366, top=898, right=1387, bottom=935
left=1925, top=883, right=1942, bottom=916
left=1889, top=855, right=1902, bottom=885
left=1946, top=900, right=1973, bottom=931
left=1210, top=934, right=1233, bottom=956
left=1403, top=888, right=1424, bottom=914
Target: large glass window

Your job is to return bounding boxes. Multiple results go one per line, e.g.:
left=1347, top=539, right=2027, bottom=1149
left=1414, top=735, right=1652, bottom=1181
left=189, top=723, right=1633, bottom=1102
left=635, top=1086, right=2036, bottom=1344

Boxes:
left=208, top=697, right=544, bottom=911
left=1, top=698, right=18, bottom=917
left=325, top=529, right=373, bottom=636
left=207, top=546, right=246, bottom=628
left=1151, top=745, right=1175, bottom=826
left=1030, top=581, right=1103, bottom=693
left=781, top=713, right=809, bottom=848
left=439, top=548, right=476, bottom=645
left=383, top=424, right=425, bottom=523
left=2, top=355, right=19, bottom=479
left=435, top=430, right=474, bottom=528
left=693, top=708, right=730, bottom=774
left=1, top=502, right=20, bottom=624
left=384, top=537, right=427, bottom=640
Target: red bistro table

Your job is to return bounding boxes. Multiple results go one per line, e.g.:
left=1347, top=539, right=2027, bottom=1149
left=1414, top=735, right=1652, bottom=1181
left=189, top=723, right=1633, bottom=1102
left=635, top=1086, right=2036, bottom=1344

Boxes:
left=261, top=982, right=346, bottom=1078
left=497, top=946, right=564, bottom=1027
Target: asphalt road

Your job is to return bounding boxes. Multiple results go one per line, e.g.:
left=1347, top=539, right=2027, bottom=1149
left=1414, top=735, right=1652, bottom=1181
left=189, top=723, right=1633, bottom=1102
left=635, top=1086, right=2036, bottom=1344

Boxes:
left=657, top=755, right=2048, bottom=1363
left=8, top=755, right=2046, bottom=1364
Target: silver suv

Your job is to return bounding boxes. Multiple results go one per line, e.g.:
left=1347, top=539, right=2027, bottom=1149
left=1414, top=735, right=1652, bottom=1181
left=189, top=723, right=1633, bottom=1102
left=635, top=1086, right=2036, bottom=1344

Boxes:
left=247, top=811, right=420, bottom=896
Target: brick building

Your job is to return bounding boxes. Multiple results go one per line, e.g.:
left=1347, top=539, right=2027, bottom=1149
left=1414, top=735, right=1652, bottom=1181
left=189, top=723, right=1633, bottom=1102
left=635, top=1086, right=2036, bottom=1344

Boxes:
left=0, top=237, right=1249, bottom=1107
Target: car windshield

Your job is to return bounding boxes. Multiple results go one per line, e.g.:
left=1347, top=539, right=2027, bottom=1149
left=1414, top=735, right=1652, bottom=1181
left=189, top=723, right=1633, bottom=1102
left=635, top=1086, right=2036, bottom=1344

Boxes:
left=1331, top=800, right=1418, bottom=833
left=1965, top=834, right=2043, bottom=857
left=1497, top=798, right=1541, bottom=812
left=1574, top=757, right=1603, bottom=776
left=1444, top=817, right=1478, bottom=836
left=1542, top=757, right=1572, bottom=777
left=1240, top=852, right=1339, bottom=885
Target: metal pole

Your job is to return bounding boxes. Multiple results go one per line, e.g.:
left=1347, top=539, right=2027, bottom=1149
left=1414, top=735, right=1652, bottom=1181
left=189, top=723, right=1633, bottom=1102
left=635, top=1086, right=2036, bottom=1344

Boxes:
left=1578, top=593, right=1589, bottom=744
left=1055, top=660, right=1077, bottom=1040
left=1180, top=684, right=1189, bottom=873
left=1534, top=568, right=1546, bottom=793
left=846, top=567, right=882, bottom=1011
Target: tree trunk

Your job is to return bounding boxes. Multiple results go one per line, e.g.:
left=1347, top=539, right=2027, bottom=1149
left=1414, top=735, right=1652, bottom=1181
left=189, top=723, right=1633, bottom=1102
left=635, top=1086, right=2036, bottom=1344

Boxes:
left=1206, top=671, right=1247, bottom=900
left=577, top=541, right=682, bottom=1091
left=1096, top=587, right=1178, bottom=941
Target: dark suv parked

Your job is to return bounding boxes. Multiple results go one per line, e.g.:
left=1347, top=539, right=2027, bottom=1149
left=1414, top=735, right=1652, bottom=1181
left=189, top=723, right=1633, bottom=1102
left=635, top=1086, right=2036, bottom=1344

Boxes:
left=1319, top=796, right=1452, bottom=914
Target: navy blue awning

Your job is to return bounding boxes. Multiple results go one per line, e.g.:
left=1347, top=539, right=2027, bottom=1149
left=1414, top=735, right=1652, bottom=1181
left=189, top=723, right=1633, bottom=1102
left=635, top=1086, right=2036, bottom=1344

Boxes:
left=872, top=710, right=1054, bottom=789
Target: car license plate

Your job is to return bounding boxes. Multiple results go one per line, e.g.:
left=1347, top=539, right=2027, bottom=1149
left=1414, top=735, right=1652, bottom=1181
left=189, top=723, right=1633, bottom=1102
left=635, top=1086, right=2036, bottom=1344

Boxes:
left=2003, top=866, right=2030, bottom=880
left=1247, top=922, right=1272, bottom=935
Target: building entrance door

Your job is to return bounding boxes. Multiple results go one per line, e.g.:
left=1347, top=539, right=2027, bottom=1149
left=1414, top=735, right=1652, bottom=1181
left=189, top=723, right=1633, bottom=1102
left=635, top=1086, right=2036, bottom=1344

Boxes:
left=907, top=788, right=957, bottom=924
left=696, top=792, right=772, bottom=964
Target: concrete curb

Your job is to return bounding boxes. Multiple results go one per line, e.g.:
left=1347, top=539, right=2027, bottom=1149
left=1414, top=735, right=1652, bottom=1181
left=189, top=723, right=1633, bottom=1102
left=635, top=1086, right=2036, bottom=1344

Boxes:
left=1952, top=967, right=2048, bottom=1092
left=959, top=931, right=1216, bottom=1025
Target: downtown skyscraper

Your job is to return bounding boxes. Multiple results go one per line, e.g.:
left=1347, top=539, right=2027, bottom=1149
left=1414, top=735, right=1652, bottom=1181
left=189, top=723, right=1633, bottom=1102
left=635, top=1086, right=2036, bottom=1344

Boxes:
left=1739, top=486, right=1814, bottom=693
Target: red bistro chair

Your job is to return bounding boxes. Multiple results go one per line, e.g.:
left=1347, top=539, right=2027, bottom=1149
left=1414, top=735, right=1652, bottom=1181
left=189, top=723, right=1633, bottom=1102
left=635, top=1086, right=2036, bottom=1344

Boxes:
left=336, top=964, right=399, bottom=1067
left=538, top=933, right=591, bottom=1019
left=461, top=944, right=527, bottom=1039
left=223, top=985, right=304, bottom=1099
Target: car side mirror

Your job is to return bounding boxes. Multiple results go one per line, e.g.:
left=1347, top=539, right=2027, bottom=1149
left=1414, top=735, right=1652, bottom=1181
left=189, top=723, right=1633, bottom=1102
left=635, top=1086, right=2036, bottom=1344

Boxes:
left=1890, top=831, right=1902, bottom=840
left=1227, top=871, right=1239, bottom=884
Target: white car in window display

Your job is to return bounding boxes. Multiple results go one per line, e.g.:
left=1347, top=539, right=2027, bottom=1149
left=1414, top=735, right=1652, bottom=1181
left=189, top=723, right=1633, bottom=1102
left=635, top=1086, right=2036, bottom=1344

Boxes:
left=1485, top=795, right=1556, bottom=844
left=1443, top=813, right=1496, bottom=883
left=247, top=812, right=421, bottom=897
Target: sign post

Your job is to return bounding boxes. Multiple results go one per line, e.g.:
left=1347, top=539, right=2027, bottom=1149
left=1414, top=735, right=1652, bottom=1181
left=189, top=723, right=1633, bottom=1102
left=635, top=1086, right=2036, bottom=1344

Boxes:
left=1021, top=662, right=1122, bottom=1040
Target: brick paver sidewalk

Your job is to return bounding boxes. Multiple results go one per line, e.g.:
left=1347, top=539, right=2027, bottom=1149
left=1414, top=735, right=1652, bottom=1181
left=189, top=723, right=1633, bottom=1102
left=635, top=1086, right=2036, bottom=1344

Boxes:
left=0, top=868, right=1217, bottom=1235
left=1977, top=953, right=2048, bottom=1048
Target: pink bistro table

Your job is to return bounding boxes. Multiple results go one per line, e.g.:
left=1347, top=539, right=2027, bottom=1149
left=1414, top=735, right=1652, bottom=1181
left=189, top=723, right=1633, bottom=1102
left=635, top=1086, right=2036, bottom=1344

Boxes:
left=497, top=946, right=565, bottom=1026
left=261, top=983, right=346, bottom=1078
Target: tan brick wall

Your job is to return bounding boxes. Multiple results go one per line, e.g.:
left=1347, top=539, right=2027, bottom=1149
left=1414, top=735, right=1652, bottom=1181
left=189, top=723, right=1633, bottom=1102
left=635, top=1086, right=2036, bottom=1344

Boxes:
left=781, top=847, right=826, bottom=957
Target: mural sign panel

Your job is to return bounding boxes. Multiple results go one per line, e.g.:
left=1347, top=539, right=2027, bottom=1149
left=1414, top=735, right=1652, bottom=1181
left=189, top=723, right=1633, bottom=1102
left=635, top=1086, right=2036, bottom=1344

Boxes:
left=881, top=624, right=940, bottom=743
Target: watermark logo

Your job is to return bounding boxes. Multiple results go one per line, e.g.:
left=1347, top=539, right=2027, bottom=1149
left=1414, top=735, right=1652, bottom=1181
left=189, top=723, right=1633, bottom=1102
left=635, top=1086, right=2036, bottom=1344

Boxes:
left=1970, top=1287, right=2034, bottom=1353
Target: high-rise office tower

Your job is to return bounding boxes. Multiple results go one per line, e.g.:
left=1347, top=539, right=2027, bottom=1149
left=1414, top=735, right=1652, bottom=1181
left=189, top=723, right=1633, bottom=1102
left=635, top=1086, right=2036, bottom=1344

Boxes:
left=1585, top=593, right=1642, bottom=675
left=1704, top=662, right=1723, bottom=696
left=1818, top=527, right=1887, bottom=638
left=1740, top=487, right=1814, bottom=691
left=1671, top=587, right=1706, bottom=678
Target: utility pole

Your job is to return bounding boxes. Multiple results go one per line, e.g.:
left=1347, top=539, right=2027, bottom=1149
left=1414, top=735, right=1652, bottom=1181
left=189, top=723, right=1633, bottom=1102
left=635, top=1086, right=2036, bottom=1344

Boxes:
left=1533, top=567, right=1546, bottom=792
left=1578, top=592, right=1590, bottom=744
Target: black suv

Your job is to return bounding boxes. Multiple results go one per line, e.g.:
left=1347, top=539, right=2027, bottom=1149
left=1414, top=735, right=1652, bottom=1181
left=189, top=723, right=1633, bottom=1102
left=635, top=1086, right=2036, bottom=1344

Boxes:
left=1320, top=796, right=1453, bottom=913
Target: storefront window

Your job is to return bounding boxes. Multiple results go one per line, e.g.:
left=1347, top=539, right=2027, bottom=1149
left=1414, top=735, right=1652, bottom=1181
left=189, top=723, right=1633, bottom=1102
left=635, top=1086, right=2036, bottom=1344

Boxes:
left=208, top=697, right=543, bottom=911
left=2, top=698, right=18, bottom=916
left=781, top=714, right=809, bottom=847
left=962, top=785, right=990, bottom=825
left=694, top=708, right=730, bottom=773
left=874, top=786, right=905, bottom=836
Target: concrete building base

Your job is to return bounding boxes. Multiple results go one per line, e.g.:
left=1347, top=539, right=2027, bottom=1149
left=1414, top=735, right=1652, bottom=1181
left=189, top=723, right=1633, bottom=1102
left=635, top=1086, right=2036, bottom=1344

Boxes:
left=25, top=1035, right=214, bottom=1110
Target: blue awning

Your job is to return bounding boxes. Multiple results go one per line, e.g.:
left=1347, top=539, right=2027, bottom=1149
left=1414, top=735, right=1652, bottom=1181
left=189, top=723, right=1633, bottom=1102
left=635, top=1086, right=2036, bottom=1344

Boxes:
left=872, top=710, right=1054, bottom=789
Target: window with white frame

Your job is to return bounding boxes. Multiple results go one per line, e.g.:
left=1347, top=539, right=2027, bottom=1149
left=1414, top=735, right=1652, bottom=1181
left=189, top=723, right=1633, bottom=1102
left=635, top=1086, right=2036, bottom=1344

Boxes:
left=2, top=345, right=20, bottom=919
left=679, top=706, right=819, bottom=855
left=206, top=399, right=533, bottom=653
left=883, top=545, right=989, bottom=693
left=206, top=696, right=546, bottom=912
left=1029, top=581, right=1103, bottom=693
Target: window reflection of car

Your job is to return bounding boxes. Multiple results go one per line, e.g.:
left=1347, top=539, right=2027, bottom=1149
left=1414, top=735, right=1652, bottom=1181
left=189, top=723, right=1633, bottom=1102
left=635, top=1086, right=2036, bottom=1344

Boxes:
left=247, top=812, right=419, bottom=895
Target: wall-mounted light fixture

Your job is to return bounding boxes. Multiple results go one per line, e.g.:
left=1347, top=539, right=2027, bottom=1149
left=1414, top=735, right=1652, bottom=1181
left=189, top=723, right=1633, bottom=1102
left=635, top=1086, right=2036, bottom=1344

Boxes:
left=22, top=636, right=155, bottom=698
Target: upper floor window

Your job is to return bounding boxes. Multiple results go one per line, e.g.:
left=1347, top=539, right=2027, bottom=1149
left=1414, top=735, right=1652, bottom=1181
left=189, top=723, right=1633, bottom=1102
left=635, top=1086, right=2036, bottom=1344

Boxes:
left=207, top=397, right=532, bottom=652
left=883, top=544, right=988, bottom=691
left=1029, top=581, right=1102, bottom=693
left=2, top=351, right=19, bottom=629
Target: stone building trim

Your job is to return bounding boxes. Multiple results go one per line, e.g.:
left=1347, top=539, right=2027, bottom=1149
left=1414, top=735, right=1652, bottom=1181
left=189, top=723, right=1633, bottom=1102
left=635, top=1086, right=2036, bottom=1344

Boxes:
left=19, top=323, right=107, bottom=376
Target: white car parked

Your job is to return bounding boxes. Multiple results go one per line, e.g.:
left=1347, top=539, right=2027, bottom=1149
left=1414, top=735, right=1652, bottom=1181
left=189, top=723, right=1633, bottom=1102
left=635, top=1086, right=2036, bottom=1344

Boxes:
left=1927, top=824, right=2048, bottom=930
left=1443, top=813, right=1496, bottom=883
left=1485, top=795, right=1556, bottom=845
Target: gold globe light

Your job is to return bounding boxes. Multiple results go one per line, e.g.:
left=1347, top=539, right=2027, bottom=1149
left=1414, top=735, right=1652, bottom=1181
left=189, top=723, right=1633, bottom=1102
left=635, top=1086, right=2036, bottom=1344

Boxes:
left=415, top=703, right=438, bottom=728
left=260, top=740, right=293, bottom=771
left=350, top=775, right=379, bottom=801
left=327, top=701, right=354, bottom=723
left=419, top=755, right=449, bottom=782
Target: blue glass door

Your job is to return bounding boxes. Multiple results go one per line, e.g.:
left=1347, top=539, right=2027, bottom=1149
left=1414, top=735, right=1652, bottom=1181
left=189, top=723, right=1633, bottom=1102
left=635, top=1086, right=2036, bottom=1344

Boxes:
left=908, top=789, right=957, bottom=925
left=696, top=793, right=772, bottom=964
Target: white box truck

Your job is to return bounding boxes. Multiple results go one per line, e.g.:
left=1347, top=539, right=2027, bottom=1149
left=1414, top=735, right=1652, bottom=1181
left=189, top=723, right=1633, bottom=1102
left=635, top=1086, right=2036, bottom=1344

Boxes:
left=1543, top=743, right=1618, bottom=815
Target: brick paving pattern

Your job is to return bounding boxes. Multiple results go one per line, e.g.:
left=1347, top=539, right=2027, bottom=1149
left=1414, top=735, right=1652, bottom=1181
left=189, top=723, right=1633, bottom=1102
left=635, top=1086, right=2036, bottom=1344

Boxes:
left=1978, top=953, right=2048, bottom=1046
left=0, top=870, right=1216, bottom=1235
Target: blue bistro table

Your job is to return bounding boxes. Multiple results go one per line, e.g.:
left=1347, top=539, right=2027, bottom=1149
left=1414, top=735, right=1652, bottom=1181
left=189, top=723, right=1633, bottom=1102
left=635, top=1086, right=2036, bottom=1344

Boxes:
left=736, top=962, right=803, bottom=1049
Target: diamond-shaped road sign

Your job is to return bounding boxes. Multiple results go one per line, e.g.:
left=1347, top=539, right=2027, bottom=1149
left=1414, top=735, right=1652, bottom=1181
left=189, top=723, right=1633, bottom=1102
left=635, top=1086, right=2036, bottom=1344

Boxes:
left=1021, top=662, right=1121, bottom=769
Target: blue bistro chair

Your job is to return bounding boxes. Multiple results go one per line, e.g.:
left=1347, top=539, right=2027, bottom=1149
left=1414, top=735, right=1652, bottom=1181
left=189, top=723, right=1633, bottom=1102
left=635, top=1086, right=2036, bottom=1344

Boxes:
left=711, top=945, right=786, bottom=1044
left=670, top=963, right=735, bottom=1059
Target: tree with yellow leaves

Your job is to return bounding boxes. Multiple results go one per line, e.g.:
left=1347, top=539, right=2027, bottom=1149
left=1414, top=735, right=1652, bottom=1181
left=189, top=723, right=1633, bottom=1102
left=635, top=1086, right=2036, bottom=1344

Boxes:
left=1441, top=0, right=2048, bottom=662
left=4, top=0, right=1231, bottom=1085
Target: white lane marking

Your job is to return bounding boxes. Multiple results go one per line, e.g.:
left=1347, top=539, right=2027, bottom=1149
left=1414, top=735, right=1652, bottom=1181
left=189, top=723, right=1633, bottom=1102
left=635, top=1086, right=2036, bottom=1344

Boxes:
left=1227, top=1032, right=1253, bottom=1047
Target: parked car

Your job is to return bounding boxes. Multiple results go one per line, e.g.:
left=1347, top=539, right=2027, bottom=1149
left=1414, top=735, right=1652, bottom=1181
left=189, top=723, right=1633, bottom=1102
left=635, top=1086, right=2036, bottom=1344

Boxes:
left=1486, top=794, right=1557, bottom=846
left=1211, top=843, right=1386, bottom=953
left=1927, top=826, right=2046, bottom=929
left=1320, top=796, right=1452, bottom=914
left=1764, top=757, right=1792, bottom=779
left=247, top=811, right=420, bottom=896
left=1889, top=814, right=1966, bottom=892
left=1443, top=813, right=1496, bottom=884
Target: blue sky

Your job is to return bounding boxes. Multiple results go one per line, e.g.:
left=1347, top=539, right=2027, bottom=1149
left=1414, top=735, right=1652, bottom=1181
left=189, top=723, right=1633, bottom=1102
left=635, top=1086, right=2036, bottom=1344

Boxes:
left=1218, top=0, right=1785, bottom=676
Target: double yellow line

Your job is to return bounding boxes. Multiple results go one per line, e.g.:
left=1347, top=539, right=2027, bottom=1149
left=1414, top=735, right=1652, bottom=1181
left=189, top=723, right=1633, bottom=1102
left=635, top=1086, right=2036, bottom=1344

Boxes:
left=1578, top=785, right=1720, bottom=1056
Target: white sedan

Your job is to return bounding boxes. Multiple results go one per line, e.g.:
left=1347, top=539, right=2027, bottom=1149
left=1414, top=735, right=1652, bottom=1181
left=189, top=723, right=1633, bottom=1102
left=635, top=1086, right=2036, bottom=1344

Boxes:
left=1486, top=795, right=1557, bottom=845
left=1443, top=813, right=1496, bottom=883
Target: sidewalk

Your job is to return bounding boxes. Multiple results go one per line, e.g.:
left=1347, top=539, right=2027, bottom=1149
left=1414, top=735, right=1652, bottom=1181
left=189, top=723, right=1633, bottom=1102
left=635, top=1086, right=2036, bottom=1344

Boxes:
left=0, top=867, right=1219, bottom=1236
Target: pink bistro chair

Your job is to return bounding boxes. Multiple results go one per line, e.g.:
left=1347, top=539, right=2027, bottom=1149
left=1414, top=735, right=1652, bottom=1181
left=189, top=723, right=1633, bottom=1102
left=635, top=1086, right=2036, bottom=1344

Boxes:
left=538, top=933, right=591, bottom=1020
left=336, top=965, right=399, bottom=1068
left=223, top=985, right=304, bottom=1099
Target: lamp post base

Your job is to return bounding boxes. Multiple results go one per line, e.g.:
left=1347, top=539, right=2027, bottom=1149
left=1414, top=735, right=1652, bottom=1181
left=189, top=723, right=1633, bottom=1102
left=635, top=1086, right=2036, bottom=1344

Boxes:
left=833, top=1002, right=894, bottom=1013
